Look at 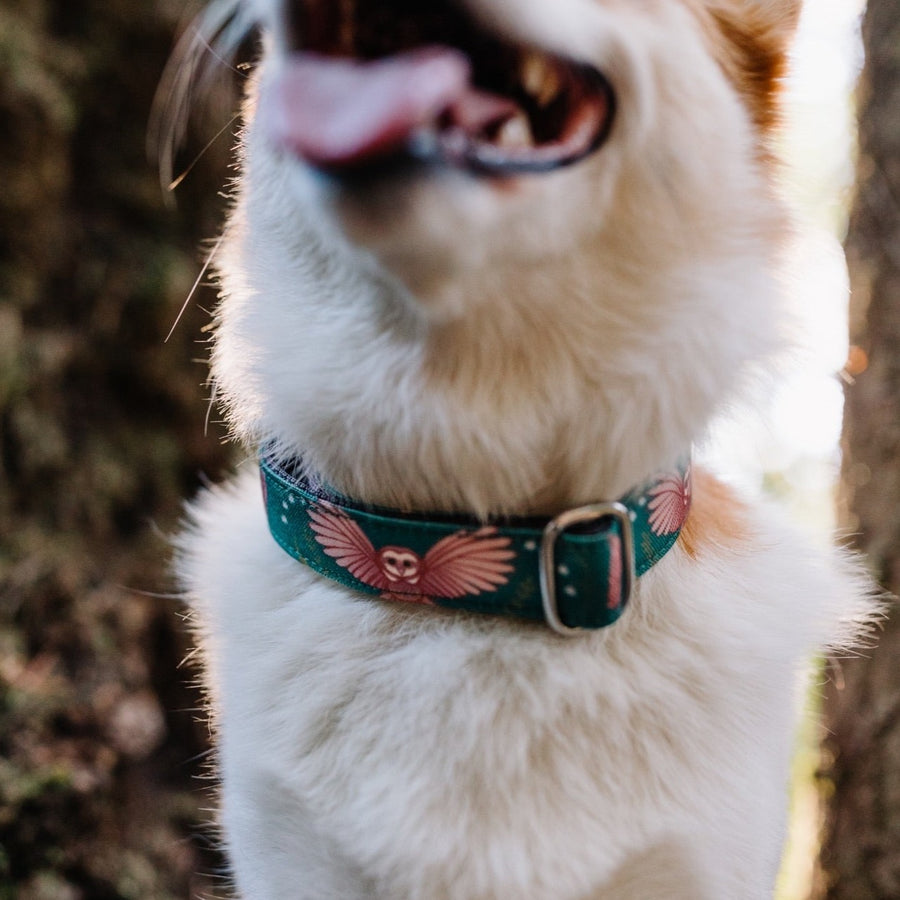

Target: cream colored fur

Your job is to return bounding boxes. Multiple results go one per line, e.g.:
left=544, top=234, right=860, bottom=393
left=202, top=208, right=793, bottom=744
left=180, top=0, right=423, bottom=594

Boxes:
left=176, top=0, right=875, bottom=897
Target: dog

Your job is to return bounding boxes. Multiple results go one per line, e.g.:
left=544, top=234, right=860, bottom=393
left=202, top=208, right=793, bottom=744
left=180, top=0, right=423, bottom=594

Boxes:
left=173, top=0, right=876, bottom=896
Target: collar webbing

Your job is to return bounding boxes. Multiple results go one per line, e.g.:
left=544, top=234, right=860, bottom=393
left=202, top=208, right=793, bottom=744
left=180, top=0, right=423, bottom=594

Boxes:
left=260, top=452, right=691, bottom=635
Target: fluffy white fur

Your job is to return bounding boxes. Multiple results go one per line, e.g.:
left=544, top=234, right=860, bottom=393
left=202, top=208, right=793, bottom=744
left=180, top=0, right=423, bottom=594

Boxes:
left=176, top=0, right=876, bottom=896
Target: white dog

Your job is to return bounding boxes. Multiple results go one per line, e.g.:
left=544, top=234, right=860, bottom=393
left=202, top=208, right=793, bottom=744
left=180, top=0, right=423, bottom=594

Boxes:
left=175, top=0, right=875, bottom=896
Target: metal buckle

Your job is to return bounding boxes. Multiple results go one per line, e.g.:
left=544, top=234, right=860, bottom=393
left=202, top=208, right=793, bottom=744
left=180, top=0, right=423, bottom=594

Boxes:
left=539, top=502, right=635, bottom=637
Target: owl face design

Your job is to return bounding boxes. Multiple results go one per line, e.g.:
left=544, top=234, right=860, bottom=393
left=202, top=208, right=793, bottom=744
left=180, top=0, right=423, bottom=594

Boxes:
left=378, top=547, right=423, bottom=585
left=308, top=502, right=515, bottom=603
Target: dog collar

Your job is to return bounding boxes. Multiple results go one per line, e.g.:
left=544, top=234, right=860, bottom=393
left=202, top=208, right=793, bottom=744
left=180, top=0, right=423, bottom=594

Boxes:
left=260, top=451, right=691, bottom=636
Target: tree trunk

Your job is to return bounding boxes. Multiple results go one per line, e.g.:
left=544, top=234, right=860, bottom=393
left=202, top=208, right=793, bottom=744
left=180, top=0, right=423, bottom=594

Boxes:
left=818, top=0, right=900, bottom=896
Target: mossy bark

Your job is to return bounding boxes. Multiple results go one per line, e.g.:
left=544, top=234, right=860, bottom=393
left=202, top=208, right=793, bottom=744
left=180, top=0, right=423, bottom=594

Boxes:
left=818, top=0, right=900, bottom=896
left=0, top=1, right=236, bottom=896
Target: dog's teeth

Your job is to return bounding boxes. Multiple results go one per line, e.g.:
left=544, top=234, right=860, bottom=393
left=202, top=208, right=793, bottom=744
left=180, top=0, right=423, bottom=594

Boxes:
left=496, top=113, right=534, bottom=149
left=520, top=52, right=562, bottom=107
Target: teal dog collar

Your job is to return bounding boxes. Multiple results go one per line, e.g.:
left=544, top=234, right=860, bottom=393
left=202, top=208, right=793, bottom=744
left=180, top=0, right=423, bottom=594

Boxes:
left=260, top=452, right=691, bottom=636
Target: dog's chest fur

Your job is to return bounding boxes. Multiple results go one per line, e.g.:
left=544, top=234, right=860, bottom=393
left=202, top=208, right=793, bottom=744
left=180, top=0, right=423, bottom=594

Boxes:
left=183, top=467, right=867, bottom=899
left=176, top=0, right=876, bottom=896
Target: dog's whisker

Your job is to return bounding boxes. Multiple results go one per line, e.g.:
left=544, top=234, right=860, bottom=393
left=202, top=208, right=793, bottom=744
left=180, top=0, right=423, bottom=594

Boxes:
left=150, top=0, right=254, bottom=194
left=165, top=233, right=224, bottom=343
left=204, top=384, right=218, bottom=438
left=192, top=20, right=252, bottom=85
left=125, top=586, right=186, bottom=601
left=168, top=112, right=241, bottom=191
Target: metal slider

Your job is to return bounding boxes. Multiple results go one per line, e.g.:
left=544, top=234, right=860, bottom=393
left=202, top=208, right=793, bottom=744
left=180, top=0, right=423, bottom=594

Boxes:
left=539, top=502, right=635, bottom=636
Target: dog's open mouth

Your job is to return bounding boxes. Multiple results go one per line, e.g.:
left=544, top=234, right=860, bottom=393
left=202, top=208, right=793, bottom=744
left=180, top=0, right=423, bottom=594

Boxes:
left=266, top=0, right=615, bottom=175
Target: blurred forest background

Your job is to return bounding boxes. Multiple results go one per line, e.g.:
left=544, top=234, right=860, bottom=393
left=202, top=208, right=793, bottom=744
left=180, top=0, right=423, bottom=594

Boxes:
left=819, top=0, right=900, bottom=895
left=0, top=0, right=898, bottom=899
left=1, top=1, right=232, bottom=896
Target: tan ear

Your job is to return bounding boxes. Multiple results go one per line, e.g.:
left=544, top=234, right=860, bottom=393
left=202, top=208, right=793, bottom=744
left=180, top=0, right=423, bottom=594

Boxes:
left=707, top=0, right=802, bottom=133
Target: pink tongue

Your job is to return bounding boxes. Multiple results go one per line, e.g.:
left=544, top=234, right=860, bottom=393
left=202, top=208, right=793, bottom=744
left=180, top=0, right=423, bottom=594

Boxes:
left=264, top=47, right=473, bottom=167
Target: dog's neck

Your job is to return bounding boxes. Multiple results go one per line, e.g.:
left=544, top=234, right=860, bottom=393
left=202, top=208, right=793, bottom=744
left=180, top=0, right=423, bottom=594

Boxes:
left=212, top=79, right=784, bottom=520
left=216, top=204, right=779, bottom=521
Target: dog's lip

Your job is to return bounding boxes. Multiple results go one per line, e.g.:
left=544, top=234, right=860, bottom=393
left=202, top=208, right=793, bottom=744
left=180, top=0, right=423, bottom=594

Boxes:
left=421, top=63, right=613, bottom=175
left=263, top=44, right=615, bottom=176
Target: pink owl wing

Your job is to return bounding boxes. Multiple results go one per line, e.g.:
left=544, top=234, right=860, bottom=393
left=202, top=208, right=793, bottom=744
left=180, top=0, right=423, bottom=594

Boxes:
left=419, top=527, right=515, bottom=598
left=308, top=504, right=392, bottom=590
left=647, top=467, right=692, bottom=536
